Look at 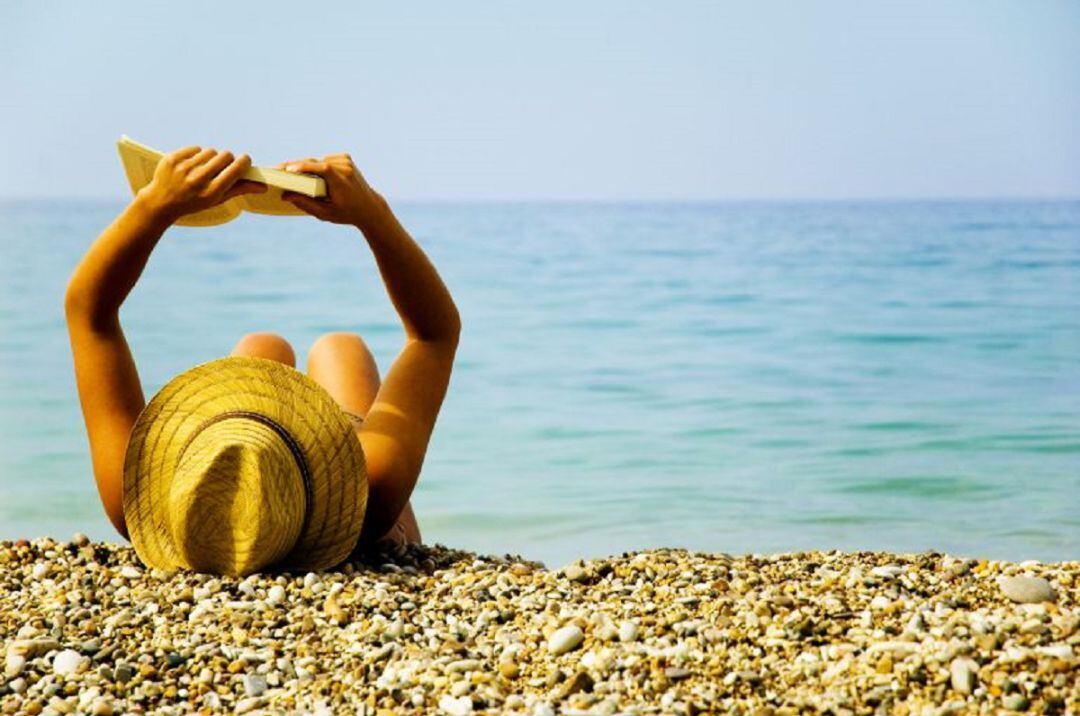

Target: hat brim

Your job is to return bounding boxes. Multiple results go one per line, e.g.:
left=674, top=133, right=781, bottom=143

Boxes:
left=123, top=356, right=367, bottom=572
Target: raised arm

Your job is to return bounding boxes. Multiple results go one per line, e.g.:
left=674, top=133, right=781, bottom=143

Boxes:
left=283, top=155, right=460, bottom=541
left=65, top=147, right=263, bottom=537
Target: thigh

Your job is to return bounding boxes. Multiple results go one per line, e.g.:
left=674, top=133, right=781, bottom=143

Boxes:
left=307, top=332, right=421, bottom=545
left=306, top=332, right=381, bottom=416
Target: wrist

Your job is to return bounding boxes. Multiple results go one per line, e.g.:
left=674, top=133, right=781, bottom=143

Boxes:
left=133, top=188, right=178, bottom=228
left=350, top=187, right=392, bottom=234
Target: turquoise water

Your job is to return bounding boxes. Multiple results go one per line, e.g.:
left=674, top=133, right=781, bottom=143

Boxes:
left=1, top=200, right=1077, bottom=566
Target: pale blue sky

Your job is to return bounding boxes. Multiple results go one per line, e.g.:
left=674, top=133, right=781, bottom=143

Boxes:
left=2, top=1, right=1077, bottom=201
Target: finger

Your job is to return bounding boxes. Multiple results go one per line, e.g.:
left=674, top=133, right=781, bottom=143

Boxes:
left=283, top=160, right=328, bottom=176
left=282, top=192, right=331, bottom=219
left=274, top=157, right=317, bottom=170
left=223, top=179, right=267, bottom=201
left=166, top=146, right=201, bottom=163
left=177, top=147, right=217, bottom=172
left=190, top=150, right=236, bottom=184
left=205, top=154, right=250, bottom=194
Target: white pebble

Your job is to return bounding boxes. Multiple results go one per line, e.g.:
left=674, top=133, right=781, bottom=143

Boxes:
left=547, top=625, right=584, bottom=655
left=870, top=595, right=891, bottom=610
left=242, top=673, right=267, bottom=697
left=5, top=653, right=26, bottom=677
left=266, top=585, right=286, bottom=606
left=1036, top=645, right=1073, bottom=659
left=950, top=657, right=978, bottom=695
left=998, top=576, right=1057, bottom=604
left=439, top=694, right=474, bottom=715
left=31, top=562, right=50, bottom=579
left=236, top=696, right=268, bottom=714
left=618, top=621, right=640, bottom=642
left=119, top=566, right=142, bottom=580
left=53, top=649, right=86, bottom=676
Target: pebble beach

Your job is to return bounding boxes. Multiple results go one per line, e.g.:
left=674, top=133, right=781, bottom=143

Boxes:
left=1, top=537, right=1076, bottom=715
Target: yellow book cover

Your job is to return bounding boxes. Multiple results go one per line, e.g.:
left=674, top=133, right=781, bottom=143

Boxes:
left=116, top=136, right=327, bottom=227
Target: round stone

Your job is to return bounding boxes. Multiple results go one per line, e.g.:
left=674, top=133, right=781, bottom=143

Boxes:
left=998, top=576, right=1056, bottom=604
left=52, top=649, right=85, bottom=676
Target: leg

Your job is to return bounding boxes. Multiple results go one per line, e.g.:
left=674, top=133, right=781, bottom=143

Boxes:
left=231, top=332, right=296, bottom=366
left=307, top=332, right=421, bottom=545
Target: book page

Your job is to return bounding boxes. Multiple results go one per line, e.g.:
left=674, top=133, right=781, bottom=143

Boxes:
left=238, top=189, right=310, bottom=217
left=174, top=202, right=242, bottom=227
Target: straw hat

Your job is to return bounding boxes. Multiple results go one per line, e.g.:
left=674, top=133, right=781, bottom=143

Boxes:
left=123, top=356, right=367, bottom=576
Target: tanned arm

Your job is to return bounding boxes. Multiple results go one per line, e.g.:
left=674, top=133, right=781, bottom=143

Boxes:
left=282, top=155, right=460, bottom=542
left=65, top=146, right=264, bottom=537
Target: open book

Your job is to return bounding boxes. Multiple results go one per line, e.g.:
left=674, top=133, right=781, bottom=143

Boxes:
left=117, top=136, right=327, bottom=227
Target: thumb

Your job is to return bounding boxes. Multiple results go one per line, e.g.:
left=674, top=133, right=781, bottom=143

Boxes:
left=283, top=192, right=332, bottom=220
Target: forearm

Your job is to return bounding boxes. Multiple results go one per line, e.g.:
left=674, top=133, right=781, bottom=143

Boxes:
left=64, top=193, right=170, bottom=326
left=355, top=194, right=461, bottom=343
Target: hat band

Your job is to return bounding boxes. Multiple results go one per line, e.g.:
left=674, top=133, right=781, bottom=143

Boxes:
left=177, top=410, right=314, bottom=539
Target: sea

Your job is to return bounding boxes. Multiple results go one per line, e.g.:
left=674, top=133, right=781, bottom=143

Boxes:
left=1, top=200, right=1077, bottom=567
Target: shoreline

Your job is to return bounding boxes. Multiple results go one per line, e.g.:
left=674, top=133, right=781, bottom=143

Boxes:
left=1, top=538, right=1076, bottom=714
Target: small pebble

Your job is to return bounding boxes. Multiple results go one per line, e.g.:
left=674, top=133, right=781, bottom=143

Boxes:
left=438, top=694, right=474, bottom=715
left=242, top=673, right=267, bottom=697
left=665, top=667, right=692, bottom=681
left=1002, top=693, right=1030, bottom=711
left=266, top=585, right=286, bottom=605
left=950, top=657, right=978, bottom=695
left=547, top=625, right=584, bottom=655
left=114, top=664, right=134, bottom=684
left=52, top=650, right=85, bottom=676
left=564, top=564, right=588, bottom=582
left=235, top=696, right=268, bottom=714
left=5, top=653, right=26, bottom=677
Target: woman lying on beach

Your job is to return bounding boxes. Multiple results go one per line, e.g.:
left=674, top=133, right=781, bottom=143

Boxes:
left=64, top=147, right=460, bottom=575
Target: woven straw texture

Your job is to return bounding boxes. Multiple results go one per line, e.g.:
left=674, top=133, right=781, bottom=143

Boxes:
left=123, top=356, right=367, bottom=573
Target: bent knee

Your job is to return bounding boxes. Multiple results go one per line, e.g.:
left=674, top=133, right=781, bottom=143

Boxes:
left=307, top=331, right=374, bottom=364
left=232, top=332, right=296, bottom=367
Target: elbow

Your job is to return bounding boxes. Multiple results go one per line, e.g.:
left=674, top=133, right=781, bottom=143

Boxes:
left=446, top=305, right=462, bottom=348
left=64, top=278, right=116, bottom=333
left=63, top=276, right=87, bottom=320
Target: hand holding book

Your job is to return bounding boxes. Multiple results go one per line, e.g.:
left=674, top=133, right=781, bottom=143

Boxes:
left=277, top=154, right=386, bottom=230
left=137, top=146, right=267, bottom=224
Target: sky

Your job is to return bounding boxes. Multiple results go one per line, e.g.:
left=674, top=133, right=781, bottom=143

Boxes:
left=1, top=1, right=1078, bottom=201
